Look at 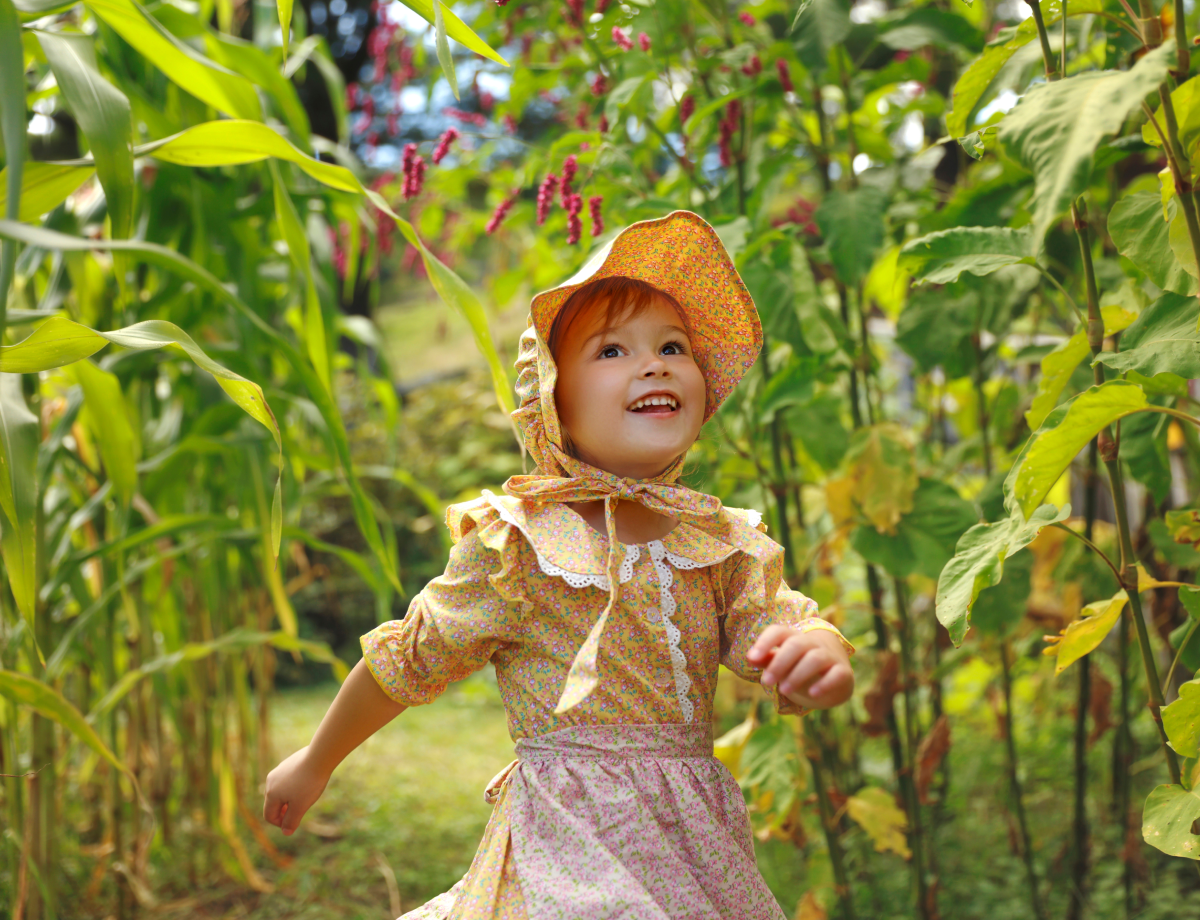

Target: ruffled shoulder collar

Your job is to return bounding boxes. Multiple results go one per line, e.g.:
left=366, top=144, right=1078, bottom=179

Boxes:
left=445, top=491, right=767, bottom=584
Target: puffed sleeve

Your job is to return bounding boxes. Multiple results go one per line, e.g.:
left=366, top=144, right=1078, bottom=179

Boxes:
left=360, top=525, right=526, bottom=707
left=716, top=551, right=854, bottom=715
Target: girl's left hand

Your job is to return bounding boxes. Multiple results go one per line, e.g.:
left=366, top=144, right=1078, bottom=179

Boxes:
left=747, top=625, right=854, bottom=710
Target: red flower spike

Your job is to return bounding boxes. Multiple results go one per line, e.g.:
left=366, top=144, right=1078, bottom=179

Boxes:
left=575, top=103, right=589, bottom=129
left=738, top=11, right=755, bottom=25
left=566, top=0, right=583, bottom=25
left=432, top=127, right=460, bottom=164
left=741, top=54, right=761, bottom=77
left=679, top=95, right=694, bottom=123
left=598, top=113, right=609, bottom=133
left=596, top=0, right=610, bottom=12
left=590, top=72, right=608, bottom=96
left=485, top=196, right=515, bottom=234
left=560, top=154, right=578, bottom=207
left=612, top=26, right=633, bottom=50
left=565, top=193, right=583, bottom=244
left=638, top=31, right=651, bottom=52
left=776, top=59, right=794, bottom=93
left=537, top=174, right=559, bottom=225
left=588, top=195, right=603, bottom=236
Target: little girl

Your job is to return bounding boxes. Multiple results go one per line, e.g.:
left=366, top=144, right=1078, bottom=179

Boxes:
left=263, top=210, right=855, bottom=919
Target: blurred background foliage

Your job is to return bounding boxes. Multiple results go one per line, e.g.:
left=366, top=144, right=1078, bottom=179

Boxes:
left=3, top=0, right=1200, bottom=915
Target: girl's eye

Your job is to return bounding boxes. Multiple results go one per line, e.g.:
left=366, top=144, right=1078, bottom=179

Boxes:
left=661, top=341, right=688, bottom=356
left=599, top=345, right=621, bottom=359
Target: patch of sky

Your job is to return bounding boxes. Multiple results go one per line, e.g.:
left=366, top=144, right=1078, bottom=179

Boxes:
left=850, top=0, right=887, bottom=23
left=994, top=0, right=1032, bottom=20
left=853, top=153, right=872, bottom=175
left=383, top=0, right=427, bottom=30
left=400, top=85, right=428, bottom=113
left=974, top=89, right=1019, bottom=125
left=367, top=144, right=404, bottom=170
left=477, top=70, right=512, bottom=101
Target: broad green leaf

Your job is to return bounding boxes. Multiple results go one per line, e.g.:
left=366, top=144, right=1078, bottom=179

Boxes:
left=1094, top=292, right=1200, bottom=378
left=815, top=186, right=887, bottom=288
left=1025, top=303, right=1139, bottom=430
left=1143, top=74, right=1200, bottom=164
left=0, top=0, right=24, bottom=340
left=433, top=0, right=458, bottom=101
left=1011, top=381, right=1148, bottom=518
left=84, top=0, right=261, bottom=119
left=0, top=374, right=38, bottom=627
left=758, top=356, right=818, bottom=419
left=0, top=162, right=94, bottom=222
left=846, top=787, right=910, bottom=859
left=791, top=0, right=850, bottom=70
left=899, top=226, right=1035, bottom=284
left=270, top=161, right=329, bottom=392
left=788, top=393, right=850, bottom=472
left=998, top=43, right=1176, bottom=242
left=945, top=0, right=1103, bottom=138
left=392, top=0, right=506, bottom=66
left=1169, top=206, right=1198, bottom=279
left=1047, top=590, right=1127, bottom=674
left=852, top=478, right=978, bottom=579
left=67, top=359, right=138, bottom=504
left=0, top=670, right=135, bottom=784
left=1109, top=194, right=1198, bottom=295
left=736, top=718, right=803, bottom=835
left=277, top=0, right=292, bottom=59
left=1142, top=784, right=1200, bottom=858
left=36, top=31, right=133, bottom=243
left=1163, top=678, right=1200, bottom=759
left=935, top=502, right=1071, bottom=645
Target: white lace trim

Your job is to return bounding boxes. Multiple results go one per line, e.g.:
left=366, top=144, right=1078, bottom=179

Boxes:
left=648, top=540, right=694, bottom=723
left=480, top=490, right=638, bottom=590
left=745, top=508, right=763, bottom=529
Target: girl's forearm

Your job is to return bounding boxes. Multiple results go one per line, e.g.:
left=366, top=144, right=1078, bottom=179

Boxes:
left=304, top=658, right=406, bottom=777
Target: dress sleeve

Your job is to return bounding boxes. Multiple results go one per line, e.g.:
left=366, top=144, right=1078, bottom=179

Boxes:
left=716, top=551, right=854, bottom=715
left=359, top=525, right=525, bottom=707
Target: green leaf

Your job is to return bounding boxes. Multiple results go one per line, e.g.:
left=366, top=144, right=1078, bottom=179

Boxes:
left=1142, top=74, right=1200, bottom=162
left=1025, top=303, right=1140, bottom=431
left=433, top=0, right=458, bottom=101
left=1142, top=784, right=1200, bottom=858
left=1109, top=194, right=1198, bottom=295
left=1166, top=510, right=1200, bottom=550
left=815, top=186, right=887, bottom=288
left=935, top=502, right=1071, bottom=645
left=392, top=0, right=506, bottom=66
left=1010, top=381, right=1148, bottom=518
left=852, top=478, right=978, bottom=579
left=0, top=0, right=24, bottom=338
left=788, top=393, right=849, bottom=471
left=1094, top=292, right=1200, bottom=378
left=878, top=8, right=983, bottom=54
left=1049, top=590, right=1127, bottom=674
left=0, top=162, right=94, bottom=222
left=277, top=0, right=292, bottom=59
left=791, top=0, right=850, bottom=70
left=270, top=161, right=329, bottom=392
left=35, top=31, right=134, bottom=242
left=1163, top=678, right=1200, bottom=759
left=758, top=356, right=818, bottom=419
left=998, top=43, right=1176, bottom=242
left=0, top=374, right=38, bottom=628
left=67, top=359, right=138, bottom=504
left=0, top=670, right=136, bottom=783
left=945, top=0, right=1103, bottom=138
left=899, top=226, right=1035, bottom=284
left=1121, top=408, right=1172, bottom=501
left=84, top=0, right=261, bottom=119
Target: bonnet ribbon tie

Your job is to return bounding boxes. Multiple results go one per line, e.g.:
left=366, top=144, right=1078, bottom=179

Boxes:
left=503, top=470, right=772, bottom=714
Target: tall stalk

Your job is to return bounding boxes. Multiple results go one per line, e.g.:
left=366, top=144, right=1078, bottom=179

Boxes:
left=802, top=719, right=858, bottom=920
left=893, top=580, right=930, bottom=918
left=1000, top=640, right=1046, bottom=920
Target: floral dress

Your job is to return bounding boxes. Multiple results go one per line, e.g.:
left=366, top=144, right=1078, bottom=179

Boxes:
left=361, top=491, right=852, bottom=920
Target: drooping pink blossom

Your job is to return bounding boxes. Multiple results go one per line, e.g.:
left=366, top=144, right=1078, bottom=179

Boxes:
left=588, top=195, right=603, bottom=236
left=432, top=128, right=460, bottom=164
left=738, top=11, right=755, bottom=25
left=402, top=144, right=425, bottom=199
left=486, top=196, right=515, bottom=233
left=776, top=59, right=794, bottom=93
left=638, top=32, right=651, bottom=51
left=575, top=103, right=589, bottom=129
left=590, top=72, right=608, bottom=96
left=537, top=174, right=559, bottom=225
left=612, top=26, right=633, bottom=50
left=565, top=0, right=584, bottom=25
left=679, top=95, right=694, bottom=123
left=560, top=154, right=578, bottom=206
left=565, top=193, right=583, bottom=244
left=741, top=54, right=762, bottom=77
left=596, top=0, right=611, bottom=12
left=598, top=114, right=609, bottom=133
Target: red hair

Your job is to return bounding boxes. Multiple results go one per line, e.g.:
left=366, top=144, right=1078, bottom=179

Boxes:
left=547, top=276, right=692, bottom=361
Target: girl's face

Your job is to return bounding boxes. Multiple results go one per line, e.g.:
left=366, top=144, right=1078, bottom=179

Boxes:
left=554, top=294, right=706, bottom=480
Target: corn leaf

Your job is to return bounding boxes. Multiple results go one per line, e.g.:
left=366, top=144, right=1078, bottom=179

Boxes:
left=0, top=374, right=38, bottom=628
left=433, top=0, right=459, bottom=100
left=0, top=0, right=24, bottom=340
left=0, top=162, right=94, bottom=222
left=66, top=359, right=139, bottom=504
left=394, top=0, right=506, bottom=66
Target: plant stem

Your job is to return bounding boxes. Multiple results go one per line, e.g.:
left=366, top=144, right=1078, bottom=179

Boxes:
left=1000, top=639, right=1046, bottom=920
left=801, top=721, right=857, bottom=920
left=1029, top=0, right=1059, bottom=80
left=1101, top=453, right=1183, bottom=785
left=894, top=579, right=932, bottom=919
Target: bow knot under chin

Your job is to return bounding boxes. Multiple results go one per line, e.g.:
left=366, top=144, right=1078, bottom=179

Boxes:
left=617, top=480, right=639, bottom=500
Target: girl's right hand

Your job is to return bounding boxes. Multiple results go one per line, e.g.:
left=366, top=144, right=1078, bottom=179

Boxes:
left=263, top=745, right=330, bottom=836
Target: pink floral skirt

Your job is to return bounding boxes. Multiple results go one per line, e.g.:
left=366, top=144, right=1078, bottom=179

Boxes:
left=400, top=723, right=786, bottom=920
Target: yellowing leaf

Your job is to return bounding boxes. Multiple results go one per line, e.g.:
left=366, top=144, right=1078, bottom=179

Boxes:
left=1047, top=590, right=1127, bottom=674
left=846, top=786, right=911, bottom=859
left=1162, top=678, right=1200, bottom=759
left=842, top=423, right=917, bottom=535
left=1142, top=783, right=1200, bottom=858
left=713, top=713, right=756, bottom=776
left=1166, top=510, right=1200, bottom=549
left=863, top=245, right=909, bottom=318
left=794, top=891, right=827, bottom=920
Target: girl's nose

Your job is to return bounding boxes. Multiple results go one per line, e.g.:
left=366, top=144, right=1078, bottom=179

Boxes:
left=641, top=356, right=670, bottom=377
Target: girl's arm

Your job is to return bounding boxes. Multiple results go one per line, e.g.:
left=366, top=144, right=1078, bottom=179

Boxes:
left=262, top=658, right=406, bottom=835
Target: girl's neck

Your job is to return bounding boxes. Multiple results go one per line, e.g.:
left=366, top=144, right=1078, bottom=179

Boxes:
left=567, top=499, right=678, bottom=544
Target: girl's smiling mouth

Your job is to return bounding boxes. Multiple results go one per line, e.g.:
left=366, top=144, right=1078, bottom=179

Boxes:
left=628, top=391, right=680, bottom=414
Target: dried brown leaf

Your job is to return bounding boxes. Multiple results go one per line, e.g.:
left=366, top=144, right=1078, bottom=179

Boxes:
left=915, top=715, right=951, bottom=805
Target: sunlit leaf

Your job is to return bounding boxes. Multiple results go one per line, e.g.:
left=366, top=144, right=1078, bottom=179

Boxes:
left=998, top=43, right=1176, bottom=241
left=846, top=787, right=910, bottom=859
left=433, top=0, right=458, bottom=101
left=67, top=359, right=139, bottom=504
left=1010, top=381, right=1149, bottom=518
left=1142, top=784, right=1200, bottom=858
left=0, top=162, right=94, bottom=222
left=393, top=0, right=506, bottom=66
left=899, top=226, right=1035, bottom=285
left=1109, top=194, right=1198, bottom=295
left=1093, top=292, right=1200, bottom=379
left=1163, top=678, right=1200, bottom=759
left=277, top=0, right=292, bottom=59
left=935, top=502, right=1071, bottom=645
left=0, top=0, right=24, bottom=334
left=840, top=423, right=918, bottom=535
left=1045, top=590, right=1127, bottom=674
